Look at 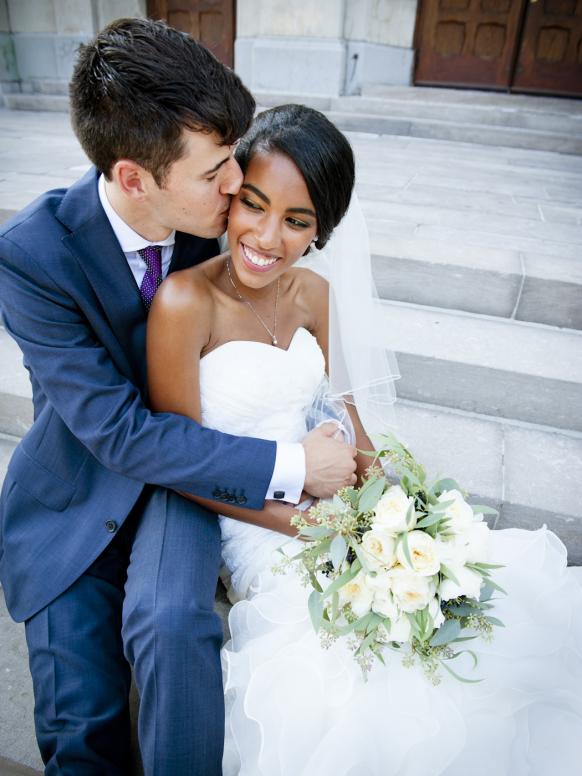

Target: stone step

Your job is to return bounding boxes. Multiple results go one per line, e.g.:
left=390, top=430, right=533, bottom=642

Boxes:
left=327, top=109, right=582, bottom=155
left=333, top=93, right=582, bottom=136
left=3, top=94, right=69, bottom=113
left=393, top=398, right=582, bottom=563
left=377, top=301, right=582, bottom=433
left=366, top=228, right=582, bottom=331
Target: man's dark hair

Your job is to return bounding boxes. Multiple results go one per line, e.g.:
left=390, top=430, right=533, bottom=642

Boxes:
left=70, top=17, right=255, bottom=185
left=235, top=105, right=355, bottom=250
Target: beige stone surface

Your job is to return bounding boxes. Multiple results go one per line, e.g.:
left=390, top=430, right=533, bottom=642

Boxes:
left=346, top=0, right=418, bottom=48
left=237, top=0, right=343, bottom=39
left=7, top=1, right=56, bottom=33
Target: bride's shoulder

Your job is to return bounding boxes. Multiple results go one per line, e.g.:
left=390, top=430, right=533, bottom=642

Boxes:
left=153, top=254, right=225, bottom=318
left=289, top=266, right=329, bottom=297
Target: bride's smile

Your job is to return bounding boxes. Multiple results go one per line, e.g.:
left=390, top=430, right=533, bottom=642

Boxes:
left=226, top=149, right=317, bottom=293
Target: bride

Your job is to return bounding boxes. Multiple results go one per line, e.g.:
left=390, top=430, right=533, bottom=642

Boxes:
left=147, top=105, right=582, bottom=776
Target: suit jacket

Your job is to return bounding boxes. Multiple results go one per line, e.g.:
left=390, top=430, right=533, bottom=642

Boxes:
left=0, top=168, right=276, bottom=622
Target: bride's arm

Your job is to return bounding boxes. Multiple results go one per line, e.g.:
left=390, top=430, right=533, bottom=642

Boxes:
left=147, top=268, right=301, bottom=537
left=302, top=269, right=375, bottom=483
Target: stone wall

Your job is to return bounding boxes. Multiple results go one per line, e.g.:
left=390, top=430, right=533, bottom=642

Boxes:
left=235, top=0, right=419, bottom=98
left=1, top=0, right=146, bottom=97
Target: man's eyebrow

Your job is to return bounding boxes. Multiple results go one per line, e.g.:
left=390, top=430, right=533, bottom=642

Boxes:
left=201, top=154, right=231, bottom=177
left=242, top=184, right=316, bottom=217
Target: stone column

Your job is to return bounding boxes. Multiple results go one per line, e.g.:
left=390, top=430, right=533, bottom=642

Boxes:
left=2, top=0, right=146, bottom=99
left=235, top=0, right=419, bottom=100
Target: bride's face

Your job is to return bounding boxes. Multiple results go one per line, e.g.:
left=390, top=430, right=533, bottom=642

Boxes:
left=226, top=150, right=318, bottom=290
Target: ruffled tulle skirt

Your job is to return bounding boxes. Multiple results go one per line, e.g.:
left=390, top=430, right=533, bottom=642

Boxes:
left=221, top=527, right=582, bottom=776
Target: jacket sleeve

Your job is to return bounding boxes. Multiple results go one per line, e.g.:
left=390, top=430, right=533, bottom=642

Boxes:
left=0, top=234, right=276, bottom=509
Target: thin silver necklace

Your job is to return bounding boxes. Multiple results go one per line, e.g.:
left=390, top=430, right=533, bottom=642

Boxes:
left=226, top=257, right=280, bottom=346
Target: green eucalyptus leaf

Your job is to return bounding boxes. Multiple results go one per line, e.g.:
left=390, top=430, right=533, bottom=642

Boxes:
left=429, top=618, right=461, bottom=646
left=445, top=603, right=480, bottom=617
left=470, top=505, right=499, bottom=516
left=415, top=512, right=444, bottom=529
left=321, top=560, right=362, bottom=599
left=308, top=590, right=323, bottom=631
left=440, top=564, right=460, bottom=586
left=330, top=534, right=348, bottom=570
left=358, top=476, right=387, bottom=513
left=299, top=525, right=335, bottom=539
left=484, top=616, right=505, bottom=627
left=398, top=530, right=413, bottom=568
left=441, top=660, right=483, bottom=684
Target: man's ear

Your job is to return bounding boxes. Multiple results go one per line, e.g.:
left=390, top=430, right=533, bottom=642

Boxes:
left=111, top=159, right=150, bottom=200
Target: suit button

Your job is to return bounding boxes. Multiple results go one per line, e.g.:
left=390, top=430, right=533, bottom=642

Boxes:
left=105, top=520, right=117, bottom=533
left=237, top=495, right=247, bottom=505
left=212, top=487, right=222, bottom=499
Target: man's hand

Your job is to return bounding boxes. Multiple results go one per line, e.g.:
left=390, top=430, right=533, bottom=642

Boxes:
left=302, top=423, right=357, bottom=498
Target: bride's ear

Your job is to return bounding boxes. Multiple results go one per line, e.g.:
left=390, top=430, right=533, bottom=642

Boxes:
left=302, top=236, right=319, bottom=256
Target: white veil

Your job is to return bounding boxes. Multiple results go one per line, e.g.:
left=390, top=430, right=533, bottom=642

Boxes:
left=298, top=194, right=400, bottom=440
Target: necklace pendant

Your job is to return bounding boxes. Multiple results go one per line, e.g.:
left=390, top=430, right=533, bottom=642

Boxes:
left=272, top=337, right=278, bottom=346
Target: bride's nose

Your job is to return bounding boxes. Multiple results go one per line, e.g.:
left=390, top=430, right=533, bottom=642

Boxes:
left=255, top=214, right=280, bottom=251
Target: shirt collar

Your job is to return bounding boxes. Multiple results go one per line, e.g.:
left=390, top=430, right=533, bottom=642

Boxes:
left=98, top=174, right=175, bottom=253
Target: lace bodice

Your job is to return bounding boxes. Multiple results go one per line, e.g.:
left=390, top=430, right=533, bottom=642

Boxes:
left=199, top=326, right=325, bottom=598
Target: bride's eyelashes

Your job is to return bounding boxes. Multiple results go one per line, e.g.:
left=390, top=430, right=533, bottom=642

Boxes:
left=239, top=196, right=313, bottom=230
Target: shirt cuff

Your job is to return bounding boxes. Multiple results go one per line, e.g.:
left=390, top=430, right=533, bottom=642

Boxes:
left=266, top=442, right=306, bottom=505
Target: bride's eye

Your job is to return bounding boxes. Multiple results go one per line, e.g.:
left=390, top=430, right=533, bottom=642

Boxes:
left=286, top=216, right=310, bottom=229
left=241, top=197, right=262, bottom=211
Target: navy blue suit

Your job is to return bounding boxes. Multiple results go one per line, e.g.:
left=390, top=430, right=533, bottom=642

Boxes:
left=0, top=168, right=276, bottom=774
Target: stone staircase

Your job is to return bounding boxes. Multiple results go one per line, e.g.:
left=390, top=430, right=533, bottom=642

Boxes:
left=256, top=85, right=582, bottom=155
left=0, top=95, right=581, bottom=771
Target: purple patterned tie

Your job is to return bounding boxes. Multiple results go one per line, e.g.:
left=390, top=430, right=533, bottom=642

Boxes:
left=138, top=245, right=163, bottom=309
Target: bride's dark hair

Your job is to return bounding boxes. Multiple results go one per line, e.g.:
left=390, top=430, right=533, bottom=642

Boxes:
left=235, top=104, right=355, bottom=250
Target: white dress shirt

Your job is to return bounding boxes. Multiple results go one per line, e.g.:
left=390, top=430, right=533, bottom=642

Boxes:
left=98, top=175, right=305, bottom=504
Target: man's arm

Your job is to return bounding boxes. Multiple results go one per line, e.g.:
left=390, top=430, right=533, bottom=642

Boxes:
left=0, top=235, right=275, bottom=508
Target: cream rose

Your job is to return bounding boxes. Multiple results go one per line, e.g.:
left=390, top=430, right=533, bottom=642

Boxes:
left=386, top=613, right=412, bottom=643
left=437, top=489, right=475, bottom=534
left=361, top=529, right=397, bottom=571
left=339, top=571, right=374, bottom=617
left=439, top=566, right=483, bottom=602
left=428, top=596, right=445, bottom=629
left=396, top=530, right=441, bottom=577
left=436, top=534, right=469, bottom=569
left=366, top=572, right=399, bottom=619
left=389, top=566, right=435, bottom=613
left=372, top=485, right=416, bottom=534
left=464, top=519, right=490, bottom=564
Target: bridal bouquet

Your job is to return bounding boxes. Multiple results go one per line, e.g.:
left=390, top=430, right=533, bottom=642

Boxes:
left=279, top=433, right=505, bottom=683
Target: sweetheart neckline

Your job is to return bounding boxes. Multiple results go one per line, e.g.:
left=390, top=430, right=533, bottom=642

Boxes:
left=200, top=326, right=315, bottom=364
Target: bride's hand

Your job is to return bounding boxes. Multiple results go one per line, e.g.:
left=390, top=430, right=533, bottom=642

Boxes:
left=302, top=423, right=357, bottom=498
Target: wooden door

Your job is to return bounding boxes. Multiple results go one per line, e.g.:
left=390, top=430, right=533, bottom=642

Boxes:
left=512, top=0, right=582, bottom=96
left=148, top=0, right=235, bottom=67
left=414, top=0, right=526, bottom=89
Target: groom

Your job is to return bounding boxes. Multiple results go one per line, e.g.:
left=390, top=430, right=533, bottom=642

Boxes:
left=0, top=17, right=357, bottom=775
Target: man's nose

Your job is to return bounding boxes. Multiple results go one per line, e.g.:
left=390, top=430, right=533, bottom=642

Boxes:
left=219, top=157, right=243, bottom=196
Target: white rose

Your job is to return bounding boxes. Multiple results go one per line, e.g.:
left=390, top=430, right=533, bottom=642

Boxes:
left=361, top=529, right=397, bottom=571
left=439, top=566, right=483, bottom=602
left=368, top=575, right=399, bottom=619
left=372, top=485, right=416, bottom=534
left=428, top=596, right=445, bottom=629
left=389, top=566, right=435, bottom=613
left=396, top=530, right=441, bottom=577
left=436, top=534, right=469, bottom=569
left=338, top=571, right=374, bottom=617
left=438, top=489, right=475, bottom=534
left=464, top=520, right=490, bottom=564
left=386, top=613, right=412, bottom=643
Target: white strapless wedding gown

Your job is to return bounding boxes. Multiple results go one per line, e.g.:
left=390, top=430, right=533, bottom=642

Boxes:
left=200, top=327, right=582, bottom=776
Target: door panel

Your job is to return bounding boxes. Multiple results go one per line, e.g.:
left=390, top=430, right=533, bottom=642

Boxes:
left=148, top=0, right=235, bottom=67
left=415, top=0, right=526, bottom=89
left=512, top=0, right=582, bottom=96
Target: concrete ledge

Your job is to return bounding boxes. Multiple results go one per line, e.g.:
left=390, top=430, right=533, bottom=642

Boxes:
left=378, top=301, right=582, bottom=431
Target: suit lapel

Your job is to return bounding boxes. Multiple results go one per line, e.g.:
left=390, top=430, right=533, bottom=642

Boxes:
left=57, top=169, right=148, bottom=388
left=56, top=169, right=221, bottom=392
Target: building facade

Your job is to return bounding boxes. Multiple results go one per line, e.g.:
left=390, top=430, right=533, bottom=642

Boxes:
left=1, top=1, right=580, bottom=105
